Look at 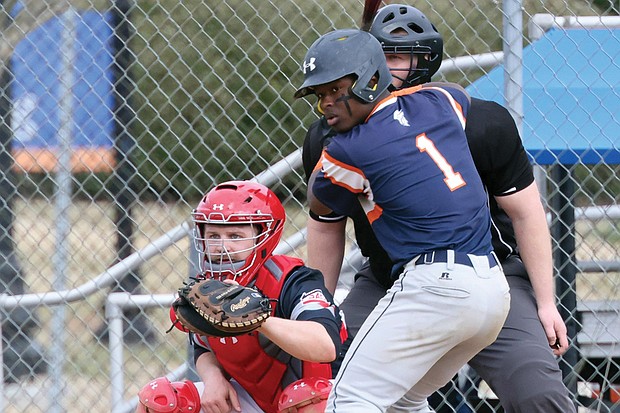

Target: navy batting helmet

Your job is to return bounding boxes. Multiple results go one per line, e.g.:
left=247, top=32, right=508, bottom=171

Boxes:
left=369, top=5, right=443, bottom=87
left=294, top=29, right=392, bottom=103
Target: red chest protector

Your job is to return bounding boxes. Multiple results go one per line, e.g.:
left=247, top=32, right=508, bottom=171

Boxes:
left=206, top=255, right=333, bottom=413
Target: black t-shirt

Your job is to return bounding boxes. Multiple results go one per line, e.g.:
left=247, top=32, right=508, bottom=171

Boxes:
left=302, top=97, right=534, bottom=285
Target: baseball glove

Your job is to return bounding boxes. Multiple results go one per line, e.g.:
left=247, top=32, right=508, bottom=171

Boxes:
left=171, top=278, right=272, bottom=337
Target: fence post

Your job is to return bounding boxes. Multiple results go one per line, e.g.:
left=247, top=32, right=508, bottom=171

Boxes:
left=107, top=293, right=130, bottom=413
left=550, top=164, right=580, bottom=397
left=186, top=240, right=200, bottom=382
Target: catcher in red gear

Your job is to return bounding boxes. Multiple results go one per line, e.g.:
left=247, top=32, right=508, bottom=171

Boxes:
left=137, top=181, right=346, bottom=413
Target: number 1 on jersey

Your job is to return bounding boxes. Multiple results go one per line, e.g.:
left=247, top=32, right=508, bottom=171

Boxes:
left=416, top=134, right=466, bottom=191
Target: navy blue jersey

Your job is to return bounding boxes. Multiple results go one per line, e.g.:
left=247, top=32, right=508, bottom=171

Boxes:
left=312, top=85, right=492, bottom=273
left=303, top=98, right=534, bottom=283
left=277, top=265, right=343, bottom=339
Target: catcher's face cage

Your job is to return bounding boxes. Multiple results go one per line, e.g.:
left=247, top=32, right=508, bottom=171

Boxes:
left=383, top=45, right=435, bottom=90
left=191, top=180, right=286, bottom=285
left=192, top=212, right=282, bottom=285
left=369, top=4, right=443, bottom=87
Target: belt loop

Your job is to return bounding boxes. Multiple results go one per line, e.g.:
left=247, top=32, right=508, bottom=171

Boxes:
left=424, top=251, right=435, bottom=265
left=446, top=250, right=455, bottom=270
left=468, top=254, right=492, bottom=275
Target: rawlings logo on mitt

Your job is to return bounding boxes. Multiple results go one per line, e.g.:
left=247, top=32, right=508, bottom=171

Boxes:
left=171, top=278, right=272, bottom=337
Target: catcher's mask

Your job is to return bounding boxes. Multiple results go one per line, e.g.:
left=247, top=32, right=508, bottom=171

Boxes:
left=369, top=4, right=443, bottom=88
left=192, top=181, right=285, bottom=286
left=294, top=29, right=392, bottom=104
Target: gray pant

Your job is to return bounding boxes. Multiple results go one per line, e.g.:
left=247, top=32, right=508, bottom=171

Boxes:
left=338, top=261, right=575, bottom=413
left=467, top=275, right=575, bottom=412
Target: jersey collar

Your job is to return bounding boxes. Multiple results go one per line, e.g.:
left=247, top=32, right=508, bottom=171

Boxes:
left=365, top=85, right=424, bottom=122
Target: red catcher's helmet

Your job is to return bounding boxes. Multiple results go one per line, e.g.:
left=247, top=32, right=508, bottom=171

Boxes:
left=192, top=181, right=285, bottom=286
left=278, top=377, right=333, bottom=413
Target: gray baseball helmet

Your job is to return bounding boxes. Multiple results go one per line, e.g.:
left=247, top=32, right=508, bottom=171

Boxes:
left=369, top=5, right=443, bottom=87
left=294, top=29, right=392, bottom=103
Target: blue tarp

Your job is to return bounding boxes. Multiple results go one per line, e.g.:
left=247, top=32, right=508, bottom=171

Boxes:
left=467, top=28, right=620, bottom=165
left=10, top=11, right=114, bottom=150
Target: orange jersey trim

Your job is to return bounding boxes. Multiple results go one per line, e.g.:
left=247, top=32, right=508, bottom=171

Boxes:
left=366, top=203, right=383, bottom=224
left=320, top=150, right=366, bottom=194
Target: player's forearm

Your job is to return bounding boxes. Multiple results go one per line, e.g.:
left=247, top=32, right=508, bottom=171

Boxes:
left=258, top=317, right=336, bottom=362
left=195, top=351, right=229, bottom=383
left=306, top=218, right=346, bottom=293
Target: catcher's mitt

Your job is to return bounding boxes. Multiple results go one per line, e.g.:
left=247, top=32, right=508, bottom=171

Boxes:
left=171, top=278, right=272, bottom=337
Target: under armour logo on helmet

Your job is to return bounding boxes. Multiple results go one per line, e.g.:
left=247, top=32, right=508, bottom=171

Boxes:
left=302, top=57, right=316, bottom=74
left=212, top=203, right=224, bottom=210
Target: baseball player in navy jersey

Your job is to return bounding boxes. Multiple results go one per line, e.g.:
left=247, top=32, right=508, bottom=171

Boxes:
left=135, top=181, right=346, bottom=413
left=301, top=5, right=574, bottom=413
left=295, top=28, right=510, bottom=412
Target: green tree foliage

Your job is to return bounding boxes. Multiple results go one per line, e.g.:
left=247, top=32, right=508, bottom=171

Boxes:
left=129, top=0, right=361, bottom=200
left=122, top=0, right=615, bottom=203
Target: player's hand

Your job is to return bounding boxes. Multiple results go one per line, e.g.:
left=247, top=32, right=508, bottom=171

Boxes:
left=200, top=374, right=241, bottom=413
left=537, top=303, right=569, bottom=356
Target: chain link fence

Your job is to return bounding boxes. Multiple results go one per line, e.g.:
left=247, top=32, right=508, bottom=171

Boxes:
left=0, top=0, right=619, bottom=411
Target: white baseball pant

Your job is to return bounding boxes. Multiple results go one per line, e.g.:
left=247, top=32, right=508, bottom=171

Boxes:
left=326, top=250, right=511, bottom=413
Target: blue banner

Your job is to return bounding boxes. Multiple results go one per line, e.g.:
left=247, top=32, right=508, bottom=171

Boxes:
left=10, top=10, right=115, bottom=172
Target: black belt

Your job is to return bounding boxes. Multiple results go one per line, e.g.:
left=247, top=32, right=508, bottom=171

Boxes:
left=414, top=250, right=498, bottom=268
